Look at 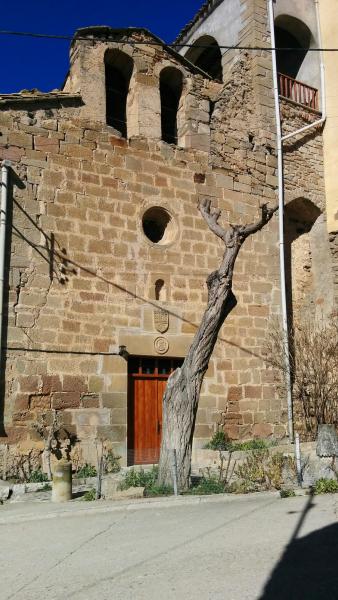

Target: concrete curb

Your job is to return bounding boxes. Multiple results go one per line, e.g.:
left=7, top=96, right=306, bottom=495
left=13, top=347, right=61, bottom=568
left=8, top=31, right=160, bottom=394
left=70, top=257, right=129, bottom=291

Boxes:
left=0, top=490, right=287, bottom=525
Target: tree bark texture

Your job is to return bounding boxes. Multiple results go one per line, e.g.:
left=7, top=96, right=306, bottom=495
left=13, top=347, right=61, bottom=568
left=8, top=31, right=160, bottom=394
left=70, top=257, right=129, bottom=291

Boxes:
left=158, top=199, right=277, bottom=490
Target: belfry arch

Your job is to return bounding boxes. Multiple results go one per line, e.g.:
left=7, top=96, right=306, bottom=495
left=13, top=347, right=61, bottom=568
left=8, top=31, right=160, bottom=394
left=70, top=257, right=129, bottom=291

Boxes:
left=105, top=49, right=133, bottom=137
left=185, top=35, right=222, bottom=81
left=160, top=67, right=183, bottom=145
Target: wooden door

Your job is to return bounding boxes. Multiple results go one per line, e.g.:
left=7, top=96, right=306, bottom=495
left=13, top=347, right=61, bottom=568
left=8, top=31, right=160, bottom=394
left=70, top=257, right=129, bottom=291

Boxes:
left=128, top=357, right=182, bottom=465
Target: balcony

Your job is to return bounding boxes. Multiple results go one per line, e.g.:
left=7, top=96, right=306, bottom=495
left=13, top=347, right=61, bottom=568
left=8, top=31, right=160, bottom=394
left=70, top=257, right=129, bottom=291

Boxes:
left=278, top=72, right=319, bottom=110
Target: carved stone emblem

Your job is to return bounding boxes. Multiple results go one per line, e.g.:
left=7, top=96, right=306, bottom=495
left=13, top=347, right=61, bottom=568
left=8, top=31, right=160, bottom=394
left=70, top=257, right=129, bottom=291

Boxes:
left=154, top=336, right=169, bottom=355
left=154, top=308, right=169, bottom=333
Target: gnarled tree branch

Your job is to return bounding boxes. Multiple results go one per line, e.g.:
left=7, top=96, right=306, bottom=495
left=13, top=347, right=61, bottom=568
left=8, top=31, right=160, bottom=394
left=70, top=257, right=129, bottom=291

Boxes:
left=158, top=197, right=278, bottom=490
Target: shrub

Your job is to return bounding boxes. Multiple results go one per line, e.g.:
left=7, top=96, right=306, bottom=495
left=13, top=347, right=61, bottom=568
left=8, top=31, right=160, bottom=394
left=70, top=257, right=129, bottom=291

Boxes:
left=119, top=466, right=158, bottom=490
left=231, top=439, right=276, bottom=451
left=82, top=488, right=96, bottom=501
left=190, top=475, right=225, bottom=495
left=313, top=478, right=338, bottom=495
left=27, top=469, right=49, bottom=483
left=266, top=315, right=338, bottom=437
left=204, top=432, right=276, bottom=452
left=145, top=484, right=173, bottom=497
left=280, top=489, right=296, bottom=498
left=76, top=464, right=97, bottom=478
left=119, top=467, right=173, bottom=497
left=40, top=483, right=52, bottom=492
left=105, top=450, right=121, bottom=474
left=232, top=450, right=296, bottom=493
left=204, top=430, right=231, bottom=451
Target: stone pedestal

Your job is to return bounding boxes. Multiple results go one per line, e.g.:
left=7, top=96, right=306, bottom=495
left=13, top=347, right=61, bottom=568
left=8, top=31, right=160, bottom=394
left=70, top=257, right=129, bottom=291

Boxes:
left=52, top=460, right=72, bottom=502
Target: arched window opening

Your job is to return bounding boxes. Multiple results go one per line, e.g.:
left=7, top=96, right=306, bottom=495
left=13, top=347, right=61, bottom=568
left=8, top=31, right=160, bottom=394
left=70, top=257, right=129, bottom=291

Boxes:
left=185, top=36, right=222, bottom=81
left=142, top=206, right=176, bottom=245
left=105, top=50, right=133, bottom=137
left=155, top=279, right=166, bottom=301
left=160, top=68, right=183, bottom=145
left=274, top=16, right=311, bottom=80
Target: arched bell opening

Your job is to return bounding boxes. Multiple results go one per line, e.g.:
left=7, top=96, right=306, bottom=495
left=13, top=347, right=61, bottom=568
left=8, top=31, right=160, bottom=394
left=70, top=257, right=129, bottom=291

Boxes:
left=160, top=67, right=183, bottom=145
left=105, top=49, right=134, bottom=137
left=185, top=35, right=222, bottom=81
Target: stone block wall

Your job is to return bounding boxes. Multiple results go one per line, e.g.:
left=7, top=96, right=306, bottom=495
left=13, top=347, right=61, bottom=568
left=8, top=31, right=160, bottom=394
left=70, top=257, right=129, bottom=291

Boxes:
left=0, top=91, right=284, bottom=463
left=0, top=7, right=334, bottom=465
left=281, top=99, right=325, bottom=211
left=64, top=28, right=214, bottom=154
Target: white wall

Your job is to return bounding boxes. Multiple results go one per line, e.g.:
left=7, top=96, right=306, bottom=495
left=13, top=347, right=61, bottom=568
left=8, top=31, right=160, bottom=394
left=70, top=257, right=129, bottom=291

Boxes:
left=179, top=0, right=242, bottom=55
left=275, top=0, right=321, bottom=90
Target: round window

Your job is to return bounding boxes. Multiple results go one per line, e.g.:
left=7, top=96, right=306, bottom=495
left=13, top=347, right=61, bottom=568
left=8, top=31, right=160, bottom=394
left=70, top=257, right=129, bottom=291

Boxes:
left=142, top=206, right=176, bottom=246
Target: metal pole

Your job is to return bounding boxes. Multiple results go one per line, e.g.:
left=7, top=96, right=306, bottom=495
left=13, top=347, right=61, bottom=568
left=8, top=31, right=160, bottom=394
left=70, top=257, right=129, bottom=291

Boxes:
left=171, top=449, right=178, bottom=496
left=0, top=161, right=11, bottom=367
left=295, top=432, right=302, bottom=487
left=268, top=0, right=294, bottom=442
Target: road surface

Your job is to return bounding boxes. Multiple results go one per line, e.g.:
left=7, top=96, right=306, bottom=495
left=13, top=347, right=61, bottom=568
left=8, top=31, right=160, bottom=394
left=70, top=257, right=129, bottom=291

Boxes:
left=0, top=492, right=337, bottom=600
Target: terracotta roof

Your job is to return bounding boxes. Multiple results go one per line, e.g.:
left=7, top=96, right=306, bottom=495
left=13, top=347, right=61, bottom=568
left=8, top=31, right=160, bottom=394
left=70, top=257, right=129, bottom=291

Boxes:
left=173, top=0, right=223, bottom=45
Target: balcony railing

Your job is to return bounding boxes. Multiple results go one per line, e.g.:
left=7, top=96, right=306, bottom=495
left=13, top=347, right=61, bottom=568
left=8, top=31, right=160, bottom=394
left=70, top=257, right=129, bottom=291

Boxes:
left=278, top=72, right=319, bottom=110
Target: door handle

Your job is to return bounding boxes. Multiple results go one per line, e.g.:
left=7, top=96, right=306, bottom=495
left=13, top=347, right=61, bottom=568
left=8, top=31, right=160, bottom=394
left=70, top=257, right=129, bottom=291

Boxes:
left=157, top=421, right=161, bottom=434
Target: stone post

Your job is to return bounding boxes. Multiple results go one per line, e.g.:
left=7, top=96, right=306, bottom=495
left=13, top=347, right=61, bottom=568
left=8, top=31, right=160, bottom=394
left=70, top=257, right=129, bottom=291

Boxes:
left=52, top=459, right=72, bottom=502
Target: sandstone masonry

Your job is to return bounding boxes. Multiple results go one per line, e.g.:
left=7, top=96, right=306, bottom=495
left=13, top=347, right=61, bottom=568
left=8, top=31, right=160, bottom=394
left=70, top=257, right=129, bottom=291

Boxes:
left=0, top=1, right=335, bottom=467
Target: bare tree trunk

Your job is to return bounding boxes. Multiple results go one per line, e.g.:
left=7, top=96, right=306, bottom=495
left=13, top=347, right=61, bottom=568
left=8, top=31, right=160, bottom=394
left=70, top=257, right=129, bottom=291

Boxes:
left=158, top=199, right=277, bottom=490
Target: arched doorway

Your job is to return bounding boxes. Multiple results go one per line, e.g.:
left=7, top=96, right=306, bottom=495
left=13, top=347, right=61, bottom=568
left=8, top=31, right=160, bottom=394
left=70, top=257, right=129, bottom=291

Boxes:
left=274, top=15, right=318, bottom=108
left=284, top=198, right=334, bottom=326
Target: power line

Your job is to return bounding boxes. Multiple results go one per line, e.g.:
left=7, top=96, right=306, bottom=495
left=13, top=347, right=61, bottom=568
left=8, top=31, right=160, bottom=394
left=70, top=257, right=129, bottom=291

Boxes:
left=3, top=345, right=122, bottom=356
left=0, top=29, right=337, bottom=51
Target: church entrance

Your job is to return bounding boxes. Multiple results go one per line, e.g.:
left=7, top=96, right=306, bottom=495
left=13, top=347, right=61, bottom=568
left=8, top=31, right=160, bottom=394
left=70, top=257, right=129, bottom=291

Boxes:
left=127, top=356, right=183, bottom=465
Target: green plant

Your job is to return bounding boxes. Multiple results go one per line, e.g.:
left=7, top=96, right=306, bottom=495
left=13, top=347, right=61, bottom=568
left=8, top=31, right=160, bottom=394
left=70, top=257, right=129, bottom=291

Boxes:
left=145, top=484, right=173, bottom=497
left=204, top=432, right=276, bottom=453
left=231, top=439, right=276, bottom=451
left=189, top=475, right=225, bottom=495
left=40, top=483, right=52, bottom=491
left=77, top=464, right=97, bottom=478
left=313, top=478, right=338, bottom=495
left=204, top=430, right=231, bottom=451
left=233, top=451, right=296, bottom=493
left=27, top=469, right=49, bottom=483
left=119, top=467, right=173, bottom=497
left=280, top=489, right=296, bottom=498
left=82, top=488, right=96, bottom=501
left=226, top=480, right=254, bottom=494
left=104, top=450, right=121, bottom=474
left=235, top=450, right=267, bottom=491
left=119, top=466, right=158, bottom=490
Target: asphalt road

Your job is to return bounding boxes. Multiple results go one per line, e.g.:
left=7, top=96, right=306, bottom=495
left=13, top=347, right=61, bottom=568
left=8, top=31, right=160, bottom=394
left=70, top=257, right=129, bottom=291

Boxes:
left=0, top=492, right=337, bottom=600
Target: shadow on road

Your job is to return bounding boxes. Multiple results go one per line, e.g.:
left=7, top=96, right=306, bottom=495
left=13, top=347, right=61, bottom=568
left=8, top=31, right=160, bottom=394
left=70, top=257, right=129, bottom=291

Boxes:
left=259, top=491, right=338, bottom=599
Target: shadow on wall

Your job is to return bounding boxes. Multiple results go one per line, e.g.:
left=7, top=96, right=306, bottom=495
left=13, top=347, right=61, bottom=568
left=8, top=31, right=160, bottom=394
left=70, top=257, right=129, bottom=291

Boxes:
left=8, top=171, right=277, bottom=361
left=1, top=170, right=279, bottom=436
left=259, top=491, right=338, bottom=599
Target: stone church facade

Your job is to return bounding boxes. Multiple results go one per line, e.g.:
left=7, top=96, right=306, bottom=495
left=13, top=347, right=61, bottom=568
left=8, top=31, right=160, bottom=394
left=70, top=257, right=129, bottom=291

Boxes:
left=0, top=0, right=336, bottom=466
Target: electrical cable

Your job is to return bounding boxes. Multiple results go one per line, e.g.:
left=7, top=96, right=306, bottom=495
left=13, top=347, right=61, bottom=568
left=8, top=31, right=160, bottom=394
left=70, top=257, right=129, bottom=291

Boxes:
left=0, top=29, right=337, bottom=51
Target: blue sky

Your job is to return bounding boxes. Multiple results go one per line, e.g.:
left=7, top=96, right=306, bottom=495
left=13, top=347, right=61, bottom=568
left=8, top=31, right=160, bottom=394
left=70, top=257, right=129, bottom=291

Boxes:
left=1, top=0, right=203, bottom=93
